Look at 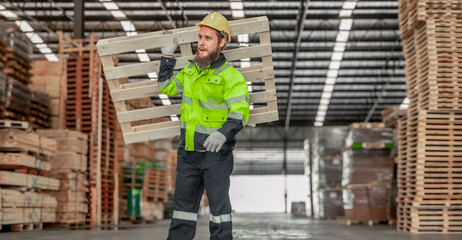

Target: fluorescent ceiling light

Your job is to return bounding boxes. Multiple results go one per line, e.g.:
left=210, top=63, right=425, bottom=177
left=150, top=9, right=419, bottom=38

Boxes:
left=318, top=104, right=328, bottom=111
left=38, top=47, right=53, bottom=54
left=26, top=33, right=44, bottom=44
left=316, top=114, right=325, bottom=121
left=325, top=77, right=336, bottom=85
left=120, top=21, right=135, bottom=32
left=232, top=10, right=244, bottom=18
left=336, top=31, right=350, bottom=42
left=339, top=9, right=353, bottom=18
left=331, top=52, right=344, bottom=61
left=16, top=21, right=33, bottom=32
left=323, top=84, right=334, bottom=93
left=317, top=110, right=327, bottom=116
left=170, top=115, right=179, bottom=121
left=238, top=34, right=249, bottom=42
left=230, top=1, right=244, bottom=10
left=36, top=43, right=48, bottom=49
left=339, top=19, right=353, bottom=31
left=314, top=122, right=323, bottom=127
left=0, top=10, right=18, bottom=19
left=148, top=72, right=158, bottom=79
left=329, top=61, right=341, bottom=70
left=137, top=53, right=150, bottom=62
left=0, top=5, right=5, bottom=10
left=321, top=91, right=332, bottom=99
left=343, top=1, right=358, bottom=10
left=103, top=2, right=119, bottom=10
left=44, top=54, right=59, bottom=62
left=327, top=69, right=338, bottom=78
left=320, top=98, right=330, bottom=105
left=334, top=42, right=346, bottom=52
left=110, top=10, right=126, bottom=19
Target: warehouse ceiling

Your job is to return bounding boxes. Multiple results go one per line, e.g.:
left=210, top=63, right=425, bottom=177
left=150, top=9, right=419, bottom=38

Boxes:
left=0, top=0, right=407, bottom=128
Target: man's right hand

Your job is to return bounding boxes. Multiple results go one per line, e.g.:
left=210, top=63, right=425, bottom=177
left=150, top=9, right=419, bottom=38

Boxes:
left=161, top=37, right=178, bottom=56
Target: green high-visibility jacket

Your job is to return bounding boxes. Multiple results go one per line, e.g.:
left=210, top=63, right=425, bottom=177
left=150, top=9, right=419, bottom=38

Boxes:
left=158, top=54, right=250, bottom=151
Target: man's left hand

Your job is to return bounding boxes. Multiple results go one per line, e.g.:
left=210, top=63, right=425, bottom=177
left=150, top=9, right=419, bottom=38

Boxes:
left=204, top=132, right=227, bottom=152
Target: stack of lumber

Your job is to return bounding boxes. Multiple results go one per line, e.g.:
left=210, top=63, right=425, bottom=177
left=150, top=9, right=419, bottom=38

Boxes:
left=4, top=28, right=33, bottom=85
left=30, top=60, right=62, bottom=129
left=0, top=127, right=59, bottom=231
left=341, top=124, right=395, bottom=225
left=29, top=91, right=51, bottom=129
left=3, top=74, right=31, bottom=121
left=37, top=129, right=88, bottom=226
left=397, top=0, right=462, bottom=234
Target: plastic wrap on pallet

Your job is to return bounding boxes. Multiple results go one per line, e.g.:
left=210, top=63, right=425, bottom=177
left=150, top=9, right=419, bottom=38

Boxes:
left=345, top=127, right=394, bottom=148
left=342, top=185, right=390, bottom=222
left=0, top=72, right=5, bottom=103
left=318, top=189, right=344, bottom=219
left=342, top=148, right=394, bottom=186
left=6, top=28, right=33, bottom=63
left=4, top=76, right=31, bottom=111
left=318, top=156, right=342, bottom=187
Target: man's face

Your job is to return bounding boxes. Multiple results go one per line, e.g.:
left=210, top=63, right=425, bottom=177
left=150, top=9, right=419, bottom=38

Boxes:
left=194, top=26, right=225, bottom=68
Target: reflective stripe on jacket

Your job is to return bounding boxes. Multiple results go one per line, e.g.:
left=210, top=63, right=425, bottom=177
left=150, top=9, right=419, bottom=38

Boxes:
left=158, top=54, right=250, bottom=151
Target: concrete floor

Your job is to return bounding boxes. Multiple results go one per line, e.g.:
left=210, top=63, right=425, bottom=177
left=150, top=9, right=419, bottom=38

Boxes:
left=1, top=213, right=461, bottom=240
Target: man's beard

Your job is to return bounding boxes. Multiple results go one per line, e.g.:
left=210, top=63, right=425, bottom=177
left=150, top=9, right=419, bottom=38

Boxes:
left=194, top=46, right=220, bottom=69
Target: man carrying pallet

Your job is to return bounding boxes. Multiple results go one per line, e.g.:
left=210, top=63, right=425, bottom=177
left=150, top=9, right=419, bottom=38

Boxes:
left=158, top=12, right=250, bottom=240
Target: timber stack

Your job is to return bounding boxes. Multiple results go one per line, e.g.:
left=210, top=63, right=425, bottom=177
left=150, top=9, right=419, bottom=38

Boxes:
left=0, top=125, right=59, bottom=231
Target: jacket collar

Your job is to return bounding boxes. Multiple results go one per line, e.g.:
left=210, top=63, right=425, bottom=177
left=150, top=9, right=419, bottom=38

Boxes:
left=188, top=53, right=227, bottom=70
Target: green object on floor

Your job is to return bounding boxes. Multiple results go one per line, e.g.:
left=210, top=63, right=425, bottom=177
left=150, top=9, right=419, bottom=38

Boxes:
left=127, top=188, right=142, bottom=217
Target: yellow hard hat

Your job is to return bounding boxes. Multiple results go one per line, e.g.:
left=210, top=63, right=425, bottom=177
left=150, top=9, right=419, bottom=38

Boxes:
left=195, top=12, right=231, bottom=43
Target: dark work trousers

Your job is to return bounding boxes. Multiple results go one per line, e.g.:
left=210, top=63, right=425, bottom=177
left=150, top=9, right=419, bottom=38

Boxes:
left=167, top=148, right=234, bottom=240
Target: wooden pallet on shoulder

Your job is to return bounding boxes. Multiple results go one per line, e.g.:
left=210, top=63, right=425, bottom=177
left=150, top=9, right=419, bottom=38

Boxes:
left=96, top=16, right=278, bottom=144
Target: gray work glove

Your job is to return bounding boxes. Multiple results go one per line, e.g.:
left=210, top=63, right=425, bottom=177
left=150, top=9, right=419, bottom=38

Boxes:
left=204, top=131, right=227, bottom=152
left=161, top=37, right=178, bottom=56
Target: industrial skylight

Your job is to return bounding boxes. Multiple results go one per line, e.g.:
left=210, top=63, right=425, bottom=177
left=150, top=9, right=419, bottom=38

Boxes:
left=0, top=4, right=59, bottom=62
left=314, top=0, right=358, bottom=127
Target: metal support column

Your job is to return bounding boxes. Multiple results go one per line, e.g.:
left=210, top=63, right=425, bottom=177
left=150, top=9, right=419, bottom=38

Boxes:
left=73, top=0, right=85, bottom=39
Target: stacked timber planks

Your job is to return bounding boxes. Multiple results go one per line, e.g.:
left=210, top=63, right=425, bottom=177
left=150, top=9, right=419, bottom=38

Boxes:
left=341, top=124, right=395, bottom=225
left=0, top=127, right=59, bottom=231
left=29, top=91, right=51, bottom=129
left=37, top=129, right=88, bottom=226
left=398, top=0, right=462, bottom=234
left=30, top=60, right=63, bottom=129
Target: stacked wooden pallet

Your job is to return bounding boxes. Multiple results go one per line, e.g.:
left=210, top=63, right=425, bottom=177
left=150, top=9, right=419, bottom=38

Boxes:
left=381, top=106, right=407, bottom=128
left=397, top=0, right=462, bottom=234
left=96, top=16, right=278, bottom=145
left=4, top=28, right=33, bottom=85
left=37, top=129, right=89, bottom=227
left=59, top=33, right=117, bottom=227
left=341, top=124, right=395, bottom=225
left=3, top=73, right=31, bottom=122
left=0, top=127, right=59, bottom=231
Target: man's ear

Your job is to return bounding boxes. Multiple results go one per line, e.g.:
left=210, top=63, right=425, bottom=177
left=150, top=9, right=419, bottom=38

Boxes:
left=219, top=37, right=226, bottom=48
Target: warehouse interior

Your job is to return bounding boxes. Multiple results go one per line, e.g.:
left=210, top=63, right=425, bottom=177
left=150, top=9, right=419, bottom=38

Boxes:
left=0, top=0, right=462, bottom=239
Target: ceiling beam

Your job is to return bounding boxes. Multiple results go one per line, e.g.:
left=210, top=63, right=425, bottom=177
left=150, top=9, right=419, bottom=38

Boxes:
left=284, top=0, right=310, bottom=134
